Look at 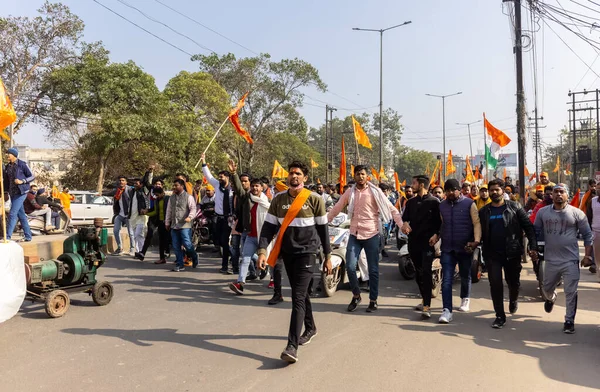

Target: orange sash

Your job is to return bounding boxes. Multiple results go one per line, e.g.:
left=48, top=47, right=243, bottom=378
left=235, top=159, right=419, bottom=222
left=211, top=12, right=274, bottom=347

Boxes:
left=267, top=188, right=311, bottom=267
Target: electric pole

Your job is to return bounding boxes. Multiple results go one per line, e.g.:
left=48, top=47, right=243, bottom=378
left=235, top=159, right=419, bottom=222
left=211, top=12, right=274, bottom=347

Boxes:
left=326, top=105, right=337, bottom=182
left=325, top=105, right=329, bottom=183
left=456, top=120, right=482, bottom=164
left=426, top=92, right=462, bottom=181
left=528, top=112, right=545, bottom=175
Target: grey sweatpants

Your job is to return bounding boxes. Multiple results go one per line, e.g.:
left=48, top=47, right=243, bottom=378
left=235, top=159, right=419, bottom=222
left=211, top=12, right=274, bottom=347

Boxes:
left=540, top=260, right=580, bottom=323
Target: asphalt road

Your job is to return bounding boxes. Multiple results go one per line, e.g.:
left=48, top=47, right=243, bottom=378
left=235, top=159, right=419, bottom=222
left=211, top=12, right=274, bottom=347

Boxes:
left=1, top=246, right=599, bottom=392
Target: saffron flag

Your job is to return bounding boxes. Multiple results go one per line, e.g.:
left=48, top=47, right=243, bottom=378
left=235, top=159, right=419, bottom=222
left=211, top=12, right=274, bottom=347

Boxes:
left=394, top=172, right=401, bottom=191
left=425, top=162, right=431, bottom=176
left=350, top=165, right=355, bottom=177
left=570, top=189, right=581, bottom=207
left=431, top=160, right=440, bottom=185
left=503, top=168, right=507, bottom=179
left=311, top=158, right=319, bottom=168
left=352, top=115, right=372, bottom=149
left=564, top=163, right=572, bottom=175
left=379, top=166, right=388, bottom=181
left=529, top=173, right=537, bottom=182
left=446, top=150, right=456, bottom=175
left=401, top=179, right=406, bottom=187
left=484, top=113, right=511, bottom=169
left=465, top=155, right=476, bottom=183
left=371, top=167, right=380, bottom=181
left=0, top=77, right=17, bottom=140
left=553, top=156, right=560, bottom=173
left=339, top=137, right=347, bottom=190
left=474, top=164, right=483, bottom=180
left=525, top=166, right=530, bottom=177
left=272, top=160, right=289, bottom=178
left=228, top=92, right=253, bottom=144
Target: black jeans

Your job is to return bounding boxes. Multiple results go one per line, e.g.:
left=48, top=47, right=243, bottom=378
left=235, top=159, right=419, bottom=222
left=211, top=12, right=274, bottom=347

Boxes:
left=215, top=216, right=232, bottom=270
left=487, top=255, right=522, bottom=319
left=408, top=242, right=435, bottom=307
left=283, top=253, right=316, bottom=349
left=141, top=221, right=156, bottom=256
left=229, top=233, right=241, bottom=273
left=272, top=259, right=283, bottom=296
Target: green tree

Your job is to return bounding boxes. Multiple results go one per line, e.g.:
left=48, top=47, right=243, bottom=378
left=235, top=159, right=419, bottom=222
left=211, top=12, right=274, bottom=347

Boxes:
left=394, top=146, right=438, bottom=183
left=0, top=1, right=102, bottom=134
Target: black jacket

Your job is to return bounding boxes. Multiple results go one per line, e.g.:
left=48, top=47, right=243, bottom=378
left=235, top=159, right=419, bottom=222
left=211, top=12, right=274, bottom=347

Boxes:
left=479, top=200, right=537, bottom=259
left=231, top=173, right=252, bottom=233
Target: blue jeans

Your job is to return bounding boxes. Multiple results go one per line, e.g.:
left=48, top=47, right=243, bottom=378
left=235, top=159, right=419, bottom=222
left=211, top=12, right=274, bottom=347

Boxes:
left=346, top=234, right=381, bottom=301
left=440, top=251, right=472, bottom=311
left=7, top=193, right=32, bottom=240
left=238, top=236, right=259, bottom=283
left=171, top=228, right=198, bottom=268
left=113, top=215, right=133, bottom=251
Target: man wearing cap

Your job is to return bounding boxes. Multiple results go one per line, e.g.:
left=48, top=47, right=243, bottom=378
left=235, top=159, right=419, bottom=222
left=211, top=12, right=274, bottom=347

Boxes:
left=534, top=183, right=593, bottom=334
left=3, top=147, right=34, bottom=241
left=430, top=179, right=481, bottom=323
left=530, top=172, right=555, bottom=200
left=475, top=185, right=491, bottom=210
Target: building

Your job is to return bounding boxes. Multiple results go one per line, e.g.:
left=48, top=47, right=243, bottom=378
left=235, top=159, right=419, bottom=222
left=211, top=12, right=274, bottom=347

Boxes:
left=13, top=145, right=73, bottom=187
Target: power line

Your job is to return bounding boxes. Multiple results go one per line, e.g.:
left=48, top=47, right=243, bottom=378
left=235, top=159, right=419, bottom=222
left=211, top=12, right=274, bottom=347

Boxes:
left=91, top=0, right=194, bottom=57
left=115, top=0, right=216, bottom=54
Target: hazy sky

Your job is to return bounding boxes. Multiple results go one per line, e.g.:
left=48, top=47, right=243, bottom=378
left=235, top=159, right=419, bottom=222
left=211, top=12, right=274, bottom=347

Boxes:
left=6, top=0, right=600, bottom=173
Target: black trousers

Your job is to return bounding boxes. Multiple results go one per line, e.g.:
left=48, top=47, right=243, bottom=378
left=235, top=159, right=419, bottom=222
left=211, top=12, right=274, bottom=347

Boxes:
left=408, top=242, right=435, bottom=307
left=282, top=253, right=316, bottom=349
left=487, top=255, right=522, bottom=319
left=215, top=216, right=232, bottom=269
left=141, top=221, right=170, bottom=259
left=272, top=259, right=284, bottom=295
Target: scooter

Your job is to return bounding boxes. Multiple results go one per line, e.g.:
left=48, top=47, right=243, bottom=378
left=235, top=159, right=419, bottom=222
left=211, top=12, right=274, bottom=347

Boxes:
left=396, top=229, right=442, bottom=298
left=18, top=205, right=72, bottom=236
left=191, top=208, right=214, bottom=249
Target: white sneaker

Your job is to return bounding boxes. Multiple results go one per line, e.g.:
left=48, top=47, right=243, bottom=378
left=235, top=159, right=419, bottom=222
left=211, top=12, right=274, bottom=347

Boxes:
left=458, top=298, right=470, bottom=312
left=439, top=308, right=453, bottom=324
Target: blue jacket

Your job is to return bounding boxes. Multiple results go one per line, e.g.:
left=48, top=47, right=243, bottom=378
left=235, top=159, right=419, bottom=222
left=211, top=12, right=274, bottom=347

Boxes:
left=3, top=159, right=35, bottom=196
left=439, top=195, right=474, bottom=253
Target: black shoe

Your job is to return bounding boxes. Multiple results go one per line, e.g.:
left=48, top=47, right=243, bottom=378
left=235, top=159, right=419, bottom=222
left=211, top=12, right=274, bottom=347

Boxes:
left=247, top=274, right=258, bottom=281
left=172, top=266, right=185, bottom=272
left=232, top=269, right=239, bottom=275
left=366, top=301, right=378, bottom=313
left=509, top=300, right=518, bottom=314
left=134, top=252, right=145, bottom=261
left=219, top=268, right=229, bottom=274
left=259, top=268, right=268, bottom=280
left=298, top=330, right=318, bottom=346
left=280, top=345, right=298, bottom=363
left=347, top=296, right=362, bottom=312
left=563, top=321, right=575, bottom=334
left=268, top=293, right=284, bottom=305
left=492, top=317, right=506, bottom=329
left=359, top=280, right=370, bottom=292
left=544, top=300, right=554, bottom=313
left=381, top=250, right=389, bottom=258
left=590, top=264, right=597, bottom=274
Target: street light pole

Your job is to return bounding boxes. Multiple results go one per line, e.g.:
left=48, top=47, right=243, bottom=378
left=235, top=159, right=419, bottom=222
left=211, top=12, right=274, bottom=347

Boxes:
left=353, top=21, right=412, bottom=171
left=456, top=120, right=482, bottom=163
left=426, top=92, right=462, bottom=181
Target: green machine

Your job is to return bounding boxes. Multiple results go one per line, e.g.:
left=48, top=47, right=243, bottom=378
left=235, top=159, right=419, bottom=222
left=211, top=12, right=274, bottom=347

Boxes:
left=25, top=225, right=114, bottom=318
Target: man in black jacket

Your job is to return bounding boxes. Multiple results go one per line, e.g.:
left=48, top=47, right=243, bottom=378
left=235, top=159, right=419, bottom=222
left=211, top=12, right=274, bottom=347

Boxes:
left=479, top=179, right=538, bottom=329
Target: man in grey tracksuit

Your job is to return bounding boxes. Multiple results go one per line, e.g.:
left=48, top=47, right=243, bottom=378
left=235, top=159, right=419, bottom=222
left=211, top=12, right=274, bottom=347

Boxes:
left=533, top=183, right=593, bottom=334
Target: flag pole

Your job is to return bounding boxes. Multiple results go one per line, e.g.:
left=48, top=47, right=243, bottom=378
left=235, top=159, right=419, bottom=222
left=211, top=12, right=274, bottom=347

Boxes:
left=483, top=112, right=488, bottom=183
left=0, top=138, right=7, bottom=243
left=194, top=116, right=230, bottom=169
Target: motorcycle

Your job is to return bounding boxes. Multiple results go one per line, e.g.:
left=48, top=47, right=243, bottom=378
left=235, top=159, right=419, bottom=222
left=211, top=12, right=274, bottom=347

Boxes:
left=191, top=208, right=214, bottom=249
left=16, top=204, right=72, bottom=237
left=396, top=229, right=442, bottom=298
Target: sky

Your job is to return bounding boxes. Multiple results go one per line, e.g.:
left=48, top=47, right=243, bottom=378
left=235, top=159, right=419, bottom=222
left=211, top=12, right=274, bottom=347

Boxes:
left=6, top=0, right=600, bottom=176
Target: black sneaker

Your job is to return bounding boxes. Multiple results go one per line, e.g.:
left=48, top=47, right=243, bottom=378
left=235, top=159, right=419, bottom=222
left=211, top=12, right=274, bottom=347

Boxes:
left=172, top=266, right=185, bottom=272
left=280, top=345, right=298, bottom=363
left=563, top=321, right=575, bottom=334
left=259, top=268, right=269, bottom=280
left=268, top=293, right=284, bottom=305
left=544, top=300, right=554, bottom=313
left=232, top=269, right=239, bottom=275
left=347, top=296, right=362, bottom=312
left=381, top=249, right=389, bottom=258
left=359, top=280, right=370, bottom=292
left=134, top=252, right=145, bottom=261
left=509, top=300, right=518, bottom=314
left=366, top=301, right=378, bottom=313
left=219, top=268, right=229, bottom=274
left=247, top=274, right=258, bottom=281
left=590, top=264, right=597, bottom=274
left=492, top=317, right=506, bottom=329
left=298, top=330, right=318, bottom=346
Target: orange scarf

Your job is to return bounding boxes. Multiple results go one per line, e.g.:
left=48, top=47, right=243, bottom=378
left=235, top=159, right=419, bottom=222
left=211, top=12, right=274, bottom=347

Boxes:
left=267, top=188, right=312, bottom=267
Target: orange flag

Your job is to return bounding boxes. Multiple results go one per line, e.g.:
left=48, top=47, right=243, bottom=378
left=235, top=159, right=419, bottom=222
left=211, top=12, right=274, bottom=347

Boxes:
left=553, top=156, right=560, bottom=173
left=529, top=173, right=537, bottom=182
left=339, top=137, right=347, bottom=190
left=503, top=168, right=507, bottom=179
left=0, top=77, right=17, bottom=140
left=484, top=115, right=511, bottom=147
left=311, top=158, right=319, bottom=168
left=394, top=172, right=401, bottom=190
left=425, top=162, right=431, bottom=176
left=446, top=150, right=456, bottom=175
left=564, top=163, right=572, bottom=175
left=474, top=164, right=483, bottom=180
left=465, top=155, right=476, bottom=183
left=228, top=92, right=253, bottom=144
left=379, top=166, right=388, bottom=181
left=431, top=160, right=440, bottom=185
left=401, top=179, right=406, bottom=187
left=525, top=166, right=530, bottom=177
left=570, top=189, right=581, bottom=207
left=371, top=167, right=380, bottom=181
left=350, top=165, right=355, bottom=177
left=352, top=115, right=372, bottom=149
left=272, top=160, right=289, bottom=178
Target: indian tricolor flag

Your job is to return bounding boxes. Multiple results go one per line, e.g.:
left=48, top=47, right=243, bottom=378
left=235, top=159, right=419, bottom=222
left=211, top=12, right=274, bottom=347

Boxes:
left=484, top=114, right=511, bottom=169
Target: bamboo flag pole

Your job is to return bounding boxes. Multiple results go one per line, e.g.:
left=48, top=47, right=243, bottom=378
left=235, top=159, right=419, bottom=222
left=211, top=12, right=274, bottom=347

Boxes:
left=194, top=116, right=230, bottom=169
left=1, top=139, right=7, bottom=243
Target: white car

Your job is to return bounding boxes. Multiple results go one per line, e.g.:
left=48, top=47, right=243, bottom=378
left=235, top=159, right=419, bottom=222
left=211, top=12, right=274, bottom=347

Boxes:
left=70, top=191, right=113, bottom=225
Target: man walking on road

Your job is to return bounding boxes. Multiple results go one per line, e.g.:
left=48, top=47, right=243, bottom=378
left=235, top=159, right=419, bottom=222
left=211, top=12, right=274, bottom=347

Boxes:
left=534, top=183, right=593, bottom=334
left=401, top=175, right=441, bottom=319
left=146, top=187, right=170, bottom=265
left=479, top=179, right=538, bottom=329
left=257, top=161, right=332, bottom=364
left=130, top=178, right=149, bottom=260
left=586, top=181, right=600, bottom=281
left=112, top=175, right=134, bottom=255
left=201, top=154, right=234, bottom=274
left=327, top=165, right=403, bottom=313
left=165, top=179, right=198, bottom=272
left=3, top=147, right=34, bottom=241
left=432, top=179, right=481, bottom=324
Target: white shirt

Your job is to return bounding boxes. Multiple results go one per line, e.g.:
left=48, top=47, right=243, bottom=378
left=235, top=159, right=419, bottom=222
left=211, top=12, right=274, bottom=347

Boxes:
left=202, top=165, right=233, bottom=215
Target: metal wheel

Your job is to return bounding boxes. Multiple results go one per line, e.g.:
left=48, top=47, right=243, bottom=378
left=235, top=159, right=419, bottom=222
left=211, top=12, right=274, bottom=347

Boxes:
left=92, top=281, right=114, bottom=306
left=45, top=290, right=70, bottom=318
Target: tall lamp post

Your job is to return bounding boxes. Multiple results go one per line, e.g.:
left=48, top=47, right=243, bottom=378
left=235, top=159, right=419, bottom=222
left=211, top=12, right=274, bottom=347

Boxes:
left=425, top=92, right=462, bottom=180
left=353, top=21, right=412, bottom=171
left=456, top=119, right=482, bottom=167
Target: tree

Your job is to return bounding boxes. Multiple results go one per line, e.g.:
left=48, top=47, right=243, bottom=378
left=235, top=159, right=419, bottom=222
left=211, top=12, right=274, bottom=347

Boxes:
left=193, top=53, right=326, bottom=168
left=394, top=146, right=438, bottom=183
left=43, top=52, right=167, bottom=192
left=0, top=1, right=102, bottom=134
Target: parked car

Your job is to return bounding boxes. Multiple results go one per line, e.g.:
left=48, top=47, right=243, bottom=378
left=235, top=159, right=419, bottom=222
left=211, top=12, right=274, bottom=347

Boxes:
left=70, top=191, right=113, bottom=225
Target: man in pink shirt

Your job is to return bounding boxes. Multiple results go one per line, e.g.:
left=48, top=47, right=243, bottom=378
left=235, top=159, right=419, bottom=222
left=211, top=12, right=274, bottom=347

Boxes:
left=328, top=165, right=403, bottom=312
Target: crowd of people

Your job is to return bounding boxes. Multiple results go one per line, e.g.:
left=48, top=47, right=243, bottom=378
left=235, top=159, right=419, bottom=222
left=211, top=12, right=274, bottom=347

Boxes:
left=4, top=145, right=598, bottom=364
